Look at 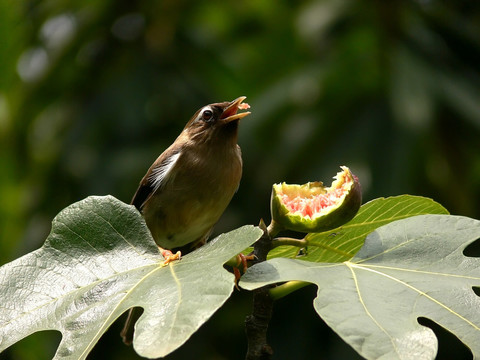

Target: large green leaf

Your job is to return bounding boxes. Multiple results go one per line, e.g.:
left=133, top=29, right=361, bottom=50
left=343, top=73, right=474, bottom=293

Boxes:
left=241, top=214, right=480, bottom=360
left=269, top=195, right=448, bottom=262
left=0, top=196, right=262, bottom=359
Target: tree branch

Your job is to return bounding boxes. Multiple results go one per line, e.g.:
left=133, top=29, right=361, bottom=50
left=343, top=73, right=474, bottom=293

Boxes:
left=245, top=220, right=275, bottom=360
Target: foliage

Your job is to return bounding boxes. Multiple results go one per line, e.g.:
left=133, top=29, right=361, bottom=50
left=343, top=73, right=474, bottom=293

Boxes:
left=1, top=194, right=479, bottom=360
left=0, top=196, right=262, bottom=359
left=242, top=214, right=480, bottom=359
left=1, top=0, right=480, bottom=359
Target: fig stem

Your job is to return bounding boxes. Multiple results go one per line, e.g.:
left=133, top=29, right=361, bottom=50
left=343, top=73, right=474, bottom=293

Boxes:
left=269, top=281, right=310, bottom=301
left=266, top=220, right=283, bottom=238
left=271, top=237, right=307, bottom=249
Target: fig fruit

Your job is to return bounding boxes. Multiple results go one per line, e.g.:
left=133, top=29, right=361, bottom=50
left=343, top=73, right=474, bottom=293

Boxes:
left=271, top=166, right=362, bottom=233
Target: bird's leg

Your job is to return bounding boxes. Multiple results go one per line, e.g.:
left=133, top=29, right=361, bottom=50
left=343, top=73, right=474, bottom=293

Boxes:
left=159, top=247, right=181, bottom=266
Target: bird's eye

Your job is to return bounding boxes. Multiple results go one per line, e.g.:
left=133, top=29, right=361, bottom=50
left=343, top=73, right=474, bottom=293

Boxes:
left=202, top=109, right=213, bottom=122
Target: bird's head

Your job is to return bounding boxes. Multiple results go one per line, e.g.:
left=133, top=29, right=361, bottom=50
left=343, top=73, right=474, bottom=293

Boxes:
left=184, top=96, right=251, bottom=143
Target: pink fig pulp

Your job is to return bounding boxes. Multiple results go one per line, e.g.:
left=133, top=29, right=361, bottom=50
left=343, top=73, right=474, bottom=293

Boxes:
left=271, top=166, right=362, bottom=233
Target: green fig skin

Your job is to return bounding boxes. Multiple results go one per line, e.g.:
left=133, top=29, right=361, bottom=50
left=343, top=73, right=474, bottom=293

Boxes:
left=270, top=167, right=362, bottom=233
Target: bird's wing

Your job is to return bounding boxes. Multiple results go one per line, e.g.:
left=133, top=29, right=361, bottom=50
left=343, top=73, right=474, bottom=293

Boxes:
left=131, top=151, right=181, bottom=210
left=130, top=180, right=154, bottom=210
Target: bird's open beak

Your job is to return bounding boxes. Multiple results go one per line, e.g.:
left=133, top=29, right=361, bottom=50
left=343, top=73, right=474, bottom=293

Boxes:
left=221, top=96, right=251, bottom=123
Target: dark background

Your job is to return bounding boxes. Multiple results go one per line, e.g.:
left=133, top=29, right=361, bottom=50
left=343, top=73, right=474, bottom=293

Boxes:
left=1, top=0, right=479, bottom=359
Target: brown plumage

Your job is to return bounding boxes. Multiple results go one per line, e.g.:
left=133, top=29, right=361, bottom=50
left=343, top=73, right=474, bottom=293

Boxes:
left=121, top=96, right=250, bottom=345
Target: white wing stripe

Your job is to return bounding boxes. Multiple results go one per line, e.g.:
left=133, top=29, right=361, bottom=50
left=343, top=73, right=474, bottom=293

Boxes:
left=148, top=152, right=181, bottom=192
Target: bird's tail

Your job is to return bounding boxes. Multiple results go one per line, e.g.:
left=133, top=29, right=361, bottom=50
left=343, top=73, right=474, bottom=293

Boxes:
left=120, top=307, right=143, bottom=345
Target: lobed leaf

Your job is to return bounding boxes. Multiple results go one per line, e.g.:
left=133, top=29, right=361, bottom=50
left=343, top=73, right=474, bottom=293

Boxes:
left=0, top=196, right=262, bottom=359
left=241, top=214, right=480, bottom=359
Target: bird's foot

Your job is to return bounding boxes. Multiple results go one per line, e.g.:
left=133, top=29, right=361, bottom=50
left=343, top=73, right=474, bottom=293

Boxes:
left=160, top=248, right=182, bottom=266
left=233, top=253, right=256, bottom=287
left=236, top=253, right=256, bottom=273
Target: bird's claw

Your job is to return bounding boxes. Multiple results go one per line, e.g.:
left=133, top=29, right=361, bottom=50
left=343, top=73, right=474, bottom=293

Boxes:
left=233, top=253, right=256, bottom=287
left=236, top=253, right=256, bottom=273
left=160, top=249, right=181, bottom=266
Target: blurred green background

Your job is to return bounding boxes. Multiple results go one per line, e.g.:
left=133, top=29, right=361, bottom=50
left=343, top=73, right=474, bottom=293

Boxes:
left=1, top=0, right=479, bottom=359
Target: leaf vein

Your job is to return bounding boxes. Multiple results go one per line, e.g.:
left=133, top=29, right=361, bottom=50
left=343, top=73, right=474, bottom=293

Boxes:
left=351, top=264, right=480, bottom=331
left=347, top=262, right=401, bottom=356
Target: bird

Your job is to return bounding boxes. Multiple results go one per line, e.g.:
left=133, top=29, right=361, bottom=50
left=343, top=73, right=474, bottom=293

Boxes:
left=121, top=96, right=250, bottom=345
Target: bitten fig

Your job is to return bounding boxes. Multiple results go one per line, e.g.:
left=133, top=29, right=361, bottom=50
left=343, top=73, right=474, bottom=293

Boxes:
left=271, top=166, right=362, bottom=233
